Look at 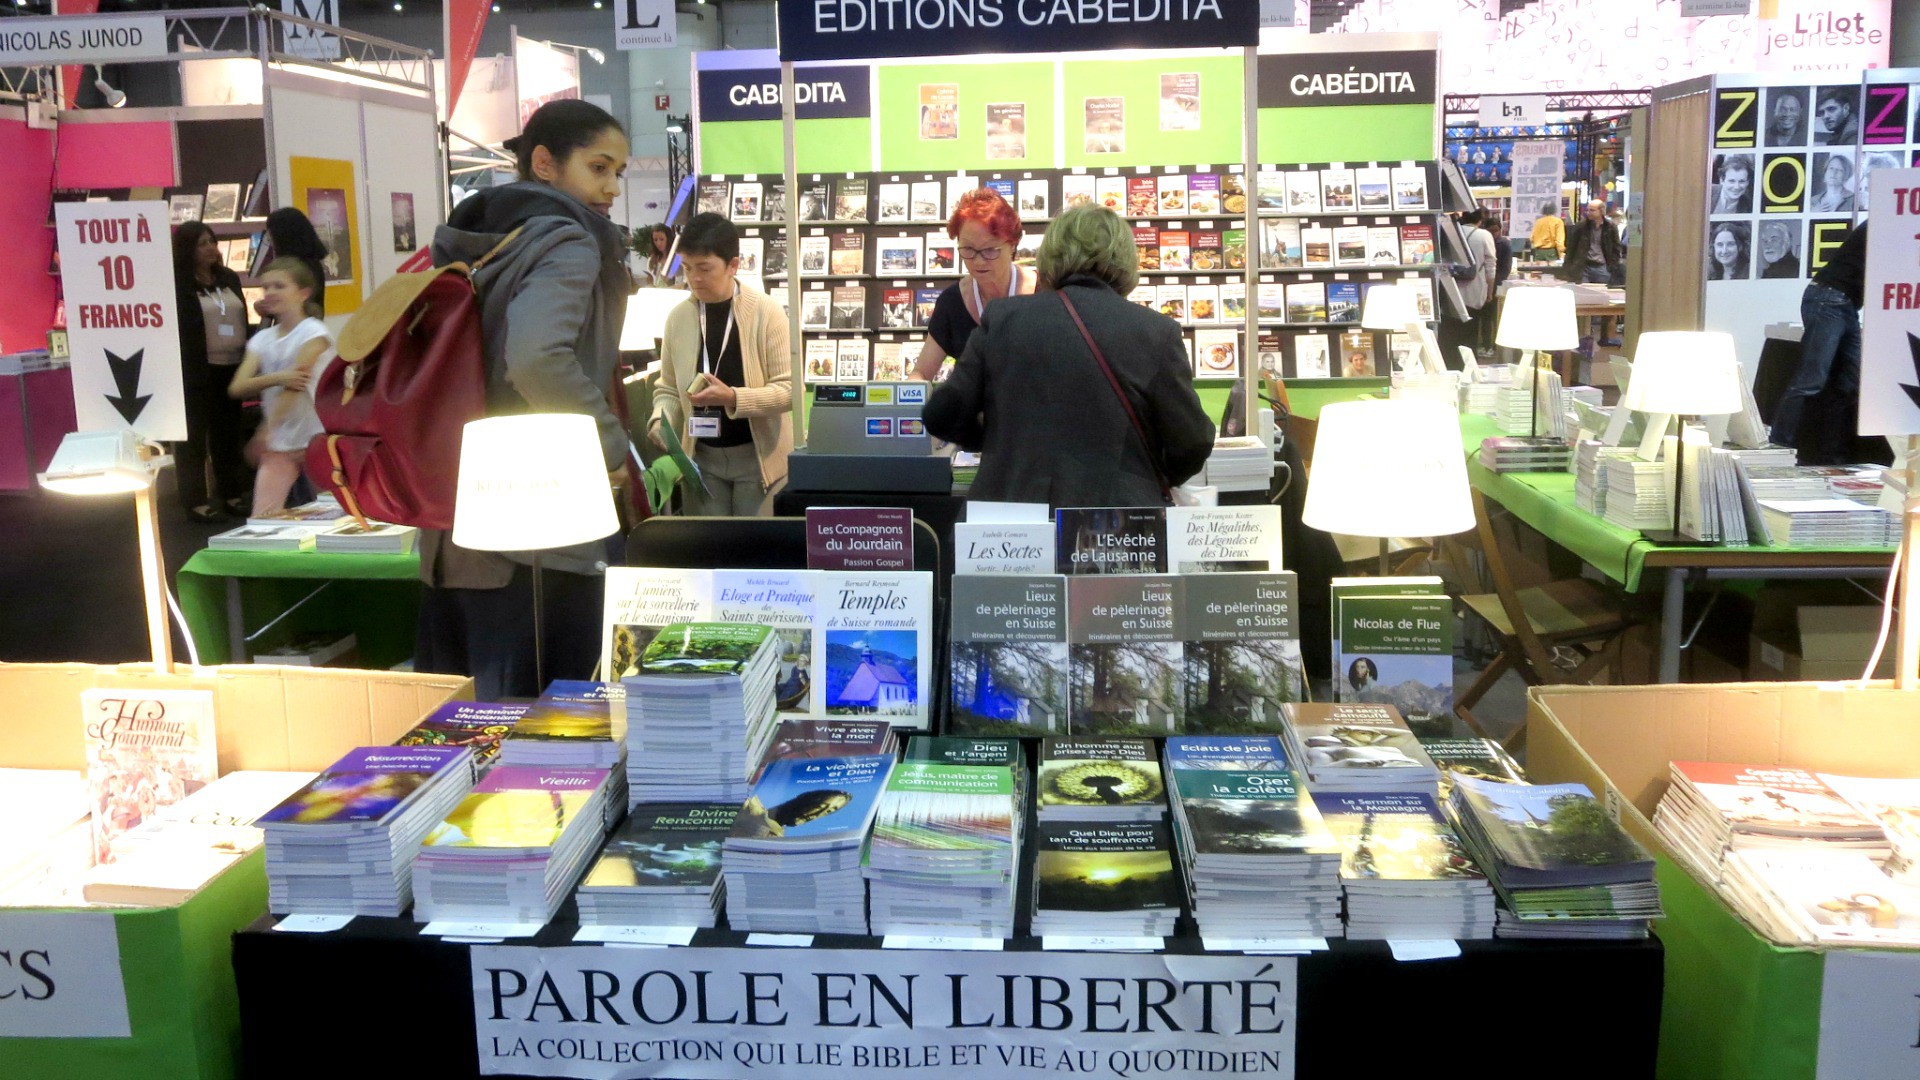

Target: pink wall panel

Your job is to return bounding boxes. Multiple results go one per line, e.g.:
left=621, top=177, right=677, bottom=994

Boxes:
left=52, top=120, right=175, bottom=190
left=0, top=117, right=56, bottom=356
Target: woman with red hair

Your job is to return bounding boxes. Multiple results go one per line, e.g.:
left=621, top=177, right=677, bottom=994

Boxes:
left=911, top=187, right=1036, bottom=381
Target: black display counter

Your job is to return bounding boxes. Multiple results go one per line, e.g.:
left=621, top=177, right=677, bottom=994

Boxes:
left=232, top=914, right=1661, bottom=1079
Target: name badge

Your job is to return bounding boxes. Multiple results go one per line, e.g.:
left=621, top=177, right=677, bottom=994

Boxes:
left=218, top=325, right=237, bottom=337
left=690, top=414, right=722, bottom=438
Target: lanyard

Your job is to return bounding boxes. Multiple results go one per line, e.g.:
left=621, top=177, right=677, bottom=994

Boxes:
left=696, top=284, right=738, bottom=376
left=967, top=266, right=1019, bottom=318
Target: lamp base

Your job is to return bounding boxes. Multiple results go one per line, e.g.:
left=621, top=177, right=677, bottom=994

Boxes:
left=1640, top=529, right=1716, bottom=546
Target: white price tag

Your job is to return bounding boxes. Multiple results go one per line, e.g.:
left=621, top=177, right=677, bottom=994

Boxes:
left=1202, top=936, right=1330, bottom=954
left=572, top=924, right=698, bottom=947
left=1041, top=935, right=1164, bottom=952
left=274, top=914, right=354, bottom=933
left=880, top=935, right=1004, bottom=951
left=744, top=933, right=814, bottom=947
left=1388, top=939, right=1463, bottom=962
left=420, top=920, right=544, bottom=940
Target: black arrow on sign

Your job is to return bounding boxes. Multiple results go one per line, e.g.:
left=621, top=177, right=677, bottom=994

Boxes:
left=104, top=348, right=151, bottom=425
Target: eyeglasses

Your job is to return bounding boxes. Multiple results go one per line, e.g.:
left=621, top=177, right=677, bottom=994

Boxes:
left=959, top=245, right=1003, bottom=262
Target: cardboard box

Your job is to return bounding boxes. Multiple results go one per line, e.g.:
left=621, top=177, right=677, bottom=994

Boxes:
left=1527, top=681, right=1920, bottom=1080
left=0, top=661, right=467, bottom=1080
left=1748, top=583, right=1893, bottom=681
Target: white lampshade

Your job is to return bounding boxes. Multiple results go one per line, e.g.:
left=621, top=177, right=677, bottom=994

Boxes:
left=1361, top=284, right=1419, bottom=330
left=452, top=414, right=618, bottom=552
left=38, top=429, right=160, bottom=495
left=619, top=287, right=689, bottom=351
left=1302, top=399, right=1475, bottom=538
left=1495, top=286, right=1579, bottom=351
left=1621, top=331, right=1742, bottom=416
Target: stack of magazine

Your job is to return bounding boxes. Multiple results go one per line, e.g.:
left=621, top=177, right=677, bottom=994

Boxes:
left=1600, top=456, right=1672, bottom=533
left=1163, top=736, right=1341, bottom=938
left=1720, top=848, right=1920, bottom=947
left=1448, top=776, right=1662, bottom=939
left=256, top=745, right=476, bottom=917
left=1572, top=441, right=1636, bottom=516
left=313, top=520, right=418, bottom=554
left=1755, top=498, right=1894, bottom=546
left=413, top=765, right=613, bottom=924
left=1031, top=819, right=1182, bottom=937
left=722, top=754, right=894, bottom=934
left=501, top=682, right=625, bottom=770
left=1318, top=790, right=1495, bottom=939
left=575, top=802, right=735, bottom=928
left=1036, top=738, right=1168, bottom=823
left=393, top=700, right=529, bottom=775
left=1653, top=762, right=1890, bottom=884
left=1279, top=703, right=1441, bottom=797
left=864, top=742, right=1022, bottom=938
left=623, top=623, right=782, bottom=804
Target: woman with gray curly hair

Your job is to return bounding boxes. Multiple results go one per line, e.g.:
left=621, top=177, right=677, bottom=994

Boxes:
left=923, top=205, right=1213, bottom=507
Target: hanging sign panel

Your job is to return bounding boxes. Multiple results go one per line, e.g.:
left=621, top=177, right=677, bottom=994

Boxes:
left=1861, top=168, right=1920, bottom=436
left=696, top=64, right=871, bottom=123
left=1255, top=49, right=1438, bottom=109
left=0, top=12, right=166, bottom=66
left=775, top=0, right=1259, bottom=62
left=55, top=200, right=185, bottom=441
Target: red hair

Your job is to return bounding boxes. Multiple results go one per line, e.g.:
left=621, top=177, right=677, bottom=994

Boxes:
left=947, top=187, right=1021, bottom=245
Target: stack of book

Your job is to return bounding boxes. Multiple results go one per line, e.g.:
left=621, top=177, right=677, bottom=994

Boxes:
left=623, top=623, right=782, bottom=805
left=82, top=770, right=313, bottom=906
left=1756, top=499, right=1894, bottom=546
left=413, top=765, right=613, bottom=924
left=1448, top=775, right=1662, bottom=939
left=1202, top=436, right=1273, bottom=492
left=1820, top=773, right=1920, bottom=882
left=501, top=683, right=625, bottom=770
left=1031, top=819, right=1182, bottom=937
left=314, top=520, right=418, bottom=554
left=1163, top=736, right=1342, bottom=939
left=1418, top=736, right=1528, bottom=800
left=1601, top=457, right=1672, bottom=532
left=393, top=700, right=529, bottom=774
left=248, top=499, right=346, bottom=526
left=1318, top=790, right=1495, bottom=939
left=1739, top=464, right=1832, bottom=504
left=208, top=523, right=326, bottom=551
left=1478, top=436, right=1572, bottom=474
left=1461, top=381, right=1504, bottom=420
left=1573, top=442, right=1635, bottom=515
left=574, top=802, right=735, bottom=928
left=753, top=719, right=897, bottom=782
left=1720, top=848, right=1920, bottom=947
left=864, top=747, right=1021, bottom=938
left=1827, top=468, right=1888, bottom=506
left=722, top=754, right=894, bottom=934
left=1653, top=762, right=1890, bottom=884
left=1279, top=702, right=1442, bottom=798
left=1036, top=738, right=1168, bottom=823
left=257, top=745, right=476, bottom=917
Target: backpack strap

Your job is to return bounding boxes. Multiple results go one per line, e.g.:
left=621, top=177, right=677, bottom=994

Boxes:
left=465, top=226, right=525, bottom=275
left=323, top=435, right=373, bottom=531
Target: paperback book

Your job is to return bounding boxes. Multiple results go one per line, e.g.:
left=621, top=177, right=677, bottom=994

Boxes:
left=1068, top=575, right=1183, bottom=736
left=820, top=571, right=934, bottom=729
left=1031, top=820, right=1181, bottom=936
left=81, top=688, right=218, bottom=863
left=1055, top=506, right=1167, bottom=575
left=1279, top=701, right=1442, bottom=795
left=1334, top=592, right=1453, bottom=724
left=949, top=574, right=1070, bottom=736
left=1181, top=573, right=1303, bottom=735
left=576, top=801, right=734, bottom=927
left=1036, top=737, right=1166, bottom=822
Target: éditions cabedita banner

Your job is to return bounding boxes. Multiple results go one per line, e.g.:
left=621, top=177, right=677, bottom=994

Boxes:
left=472, top=945, right=1296, bottom=1079
left=775, top=0, right=1258, bottom=62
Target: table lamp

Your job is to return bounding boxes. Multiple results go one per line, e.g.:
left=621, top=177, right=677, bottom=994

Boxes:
left=1494, top=286, right=1579, bottom=438
left=1620, top=330, right=1741, bottom=544
left=38, top=429, right=175, bottom=671
left=452, top=413, right=619, bottom=690
left=1302, top=399, right=1475, bottom=573
left=1360, top=283, right=1443, bottom=375
left=620, top=286, right=689, bottom=353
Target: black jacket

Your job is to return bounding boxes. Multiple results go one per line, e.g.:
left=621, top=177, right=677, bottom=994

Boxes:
left=174, top=264, right=248, bottom=388
left=1560, top=217, right=1623, bottom=279
left=924, top=275, right=1214, bottom=507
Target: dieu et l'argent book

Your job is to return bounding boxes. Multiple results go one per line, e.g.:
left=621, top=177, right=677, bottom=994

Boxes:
left=1181, top=572, right=1303, bottom=736
left=1067, top=574, right=1183, bottom=736
left=949, top=574, right=1069, bottom=737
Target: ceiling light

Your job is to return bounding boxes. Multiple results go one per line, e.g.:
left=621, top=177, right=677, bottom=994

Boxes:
left=93, top=65, right=126, bottom=108
left=586, top=47, right=605, bottom=64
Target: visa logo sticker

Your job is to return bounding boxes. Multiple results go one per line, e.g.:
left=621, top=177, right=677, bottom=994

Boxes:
left=896, top=385, right=927, bottom=404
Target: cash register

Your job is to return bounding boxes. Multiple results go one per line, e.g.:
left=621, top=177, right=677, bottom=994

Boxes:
left=786, top=382, right=954, bottom=494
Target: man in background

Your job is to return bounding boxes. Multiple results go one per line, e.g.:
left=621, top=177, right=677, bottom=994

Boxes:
left=1560, top=199, right=1622, bottom=347
left=1529, top=200, right=1564, bottom=261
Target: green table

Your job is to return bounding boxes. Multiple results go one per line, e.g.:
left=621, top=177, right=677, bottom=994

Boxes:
left=176, top=548, right=421, bottom=668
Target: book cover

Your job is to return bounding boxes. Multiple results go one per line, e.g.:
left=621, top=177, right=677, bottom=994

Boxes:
left=910, top=180, right=943, bottom=221
left=945, top=175, right=975, bottom=214
left=423, top=766, right=607, bottom=851
left=1420, top=737, right=1528, bottom=800
left=1675, top=763, right=1876, bottom=836
left=697, top=179, right=729, bottom=216
left=256, top=745, right=467, bottom=827
left=1127, top=284, right=1157, bottom=309
left=1255, top=170, right=1286, bottom=211
left=1067, top=575, right=1183, bottom=736
left=1018, top=178, right=1050, bottom=221
left=1191, top=230, right=1223, bottom=272
left=1334, top=593, right=1453, bottom=722
left=807, top=507, right=912, bottom=571
left=871, top=341, right=908, bottom=382
left=876, top=182, right=910, bottom=223
left=397, top=701, right=528, bottom=765
left=1333, top=224, right=1369, bottom=267
left=1186, top=283, right=1219, bottom=324
left=737, top=236, right=765, bottom=277
left=1452, top=776, right=1653, bottom=884
left=1034, top=820, right=1180, bottom=911
left=730, top=181, right=763, bottom=222
left=1285, top=281, right=1327, bottom=324
left=1263, top=219, right=1302, bottom=269
left=799, top=234, right=830, bottom=277
left=949, top=574, right=1070, bottom=736
left=81, top=689, right=218, bottom=862
left=1392, top=165, right=1430, bottom=211
left=1172, top=768, right=1336, bottom=857
left=907, top=736, right=1025, bottom=768
left=985, top=178, right=1016, bottom=204
left=871, top=761, right=1016, bottom=855
left=1256, top=330, right=1284, bottom=376
left=834, top=337, right=870, bottom=381
left=913, top=287, right=944, bottom=325
left=1192, top=328, right=1240, bottom=379
left=803, top=336, right=835, bottom=379
left=1255, top=283, right=1285, bottom=320
left=1127, top=177, right=1158, bottom=217
left=1316, top=791, right=1486, bottom=881
left=1326, top=280, right=1360, bottom=324
left=1336, top=330, right=1376, bottom=378
left=713, top=570, right=821, bottom=716
left=1223, top=229, right=1247, bottom=273
left=1220, top=282, right=1247, bottom=322
left=638, top=621, right=776, bottom=676
left=730, top=754, right=894, bottom=845
left=1181, top=573, right=1303, bottom=735
left=763, top=183, right=786, bottom=221
left=1096, top=175, right=1128, bottom=213
left=1294, top=333, right=1332, bottom=379
left=926, top=233, right=958, bottom=275
left=508, top=696, right=615, bottom=743
left=1133, top=225, right=1160, bottom=272
left=1320, top=167, right=1356, bottom=211
left=833, top=177, right=869, bottom=221
left=602, top=567, right=713, bottom=679
left=1157, top=173, right=1188, bottom=215
left=1155, top=283, right=1187, bottom=323
left=1399, top=224, right=1435, bottom=265
left=819, top=571, right=935, bottom=728
left=800, top=180, right=832, bottom=221
left=1158, top=231, right=1190, bottom=272
left=954, top=520, right=1055, bottom=574
left=1187, top=173, right=1220, bottom=216
left=1367, top=225, right=1401, bottom=266
left=829, top=233, right=865, bottom=277
left=760, top=719, right=895, bottom=769
left=1037, top=738, right=1164, bottom=809
left=580, top=802, right=734, bottom=892
left=1062, top=174, right=1097, bottom=211
left=1301, top=226, right=1332, bottom=268
left=1281, top=701, right=1435, bottom=780
left=1406, top=277, right=1436, bottom=320
left=1164, top=735, right=1290, bottom=772
left=1355, top=166, right=1392, bottom=211
left=1284, top=171, right=1321, bottom=214
left=1055, top=507, right=1168, bottom=575
left=878, top=287, right=915, bottom=329
left=829, top=284, right=867, bottom=330
left=876, top=235, right=923, bottom=276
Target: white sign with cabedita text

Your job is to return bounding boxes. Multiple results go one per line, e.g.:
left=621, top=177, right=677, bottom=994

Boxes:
left=55, top=200, right=184, bottom=442
left=1860, top=169, right=1920, bottom=437
left=0, top=911, right=130, bottom=1038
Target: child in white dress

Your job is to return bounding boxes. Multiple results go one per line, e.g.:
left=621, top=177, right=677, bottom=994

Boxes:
left=228, top=258, right=333, bottom=517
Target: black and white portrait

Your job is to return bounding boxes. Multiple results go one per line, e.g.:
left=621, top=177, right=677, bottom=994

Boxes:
left=1764, top=87, right=1808, bottom=147
left=1814, top=85, right=1860, bottom=146
left=1711, top=153, right=1754, bottom=214
left=1811, top=151, right=1856, bottom=214
left=1756, top=219, right=1802, bottom=280
left=1707, top=220, right=1751, bottom=281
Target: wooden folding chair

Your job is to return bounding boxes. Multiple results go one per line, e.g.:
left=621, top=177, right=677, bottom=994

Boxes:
left=1455, top=488, right=1635, bottom=753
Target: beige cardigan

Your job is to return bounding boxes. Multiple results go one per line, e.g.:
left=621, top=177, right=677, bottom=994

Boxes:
left=652, top=283, right=794, bottom=489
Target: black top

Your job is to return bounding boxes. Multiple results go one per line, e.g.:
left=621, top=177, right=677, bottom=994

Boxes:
left=1493, top=236, right=1513, bottom=285
left=697, top=297, right=754, bottom=448
left=173, top=264, right=248, bottom=386
left=1812, top=223, right=1867, bottom=309
left=927, top=282, right=977, bottom=360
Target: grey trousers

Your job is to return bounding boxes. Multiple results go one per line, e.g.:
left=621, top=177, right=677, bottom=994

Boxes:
left=685, top=440, right=780, bottom=517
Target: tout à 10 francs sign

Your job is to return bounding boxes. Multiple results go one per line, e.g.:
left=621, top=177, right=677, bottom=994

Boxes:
left=776, top=0, right=1258, bottom=62
left=1860, top=169, right=1920, bottom=437
left=0, top=13, right=168, bottom=66
left=55, top=201, right=186, bottom=442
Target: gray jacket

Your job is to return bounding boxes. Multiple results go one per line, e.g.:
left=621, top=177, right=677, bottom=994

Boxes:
left=421, top=182, right=631, bottom=586
left=923, top=277, right=1214, bottom=508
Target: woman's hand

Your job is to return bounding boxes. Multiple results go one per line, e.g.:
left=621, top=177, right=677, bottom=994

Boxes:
left=279, top=367, right=311, bottom=392
left=689, top=377, right=737, bottom=410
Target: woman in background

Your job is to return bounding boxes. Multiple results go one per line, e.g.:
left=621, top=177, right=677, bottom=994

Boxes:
left=262, top=208, right=331, bottom=318
left=911, top=188, right=1036, bottom=381
left=639, top=222, right=682, bottom=287
left=172, top=222, right=251, bottom=522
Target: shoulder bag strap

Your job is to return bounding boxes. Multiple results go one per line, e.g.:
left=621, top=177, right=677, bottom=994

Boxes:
left=1059, top=289, right=1171, bottom=502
